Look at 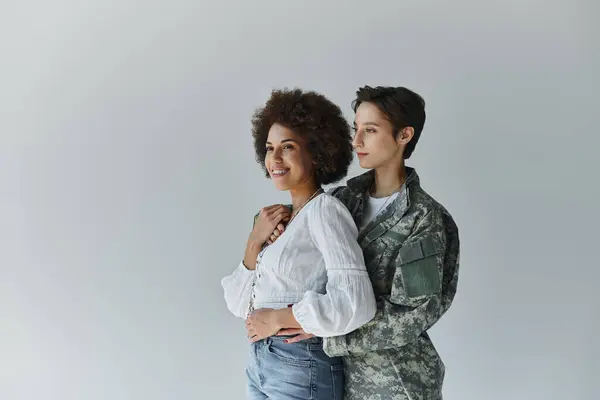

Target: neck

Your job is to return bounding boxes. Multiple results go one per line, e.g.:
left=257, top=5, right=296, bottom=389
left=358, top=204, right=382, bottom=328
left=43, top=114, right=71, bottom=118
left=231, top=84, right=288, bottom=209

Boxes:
left=371, top=159, right=406, bottom=198
left=289, top=182, right=320, bottom=211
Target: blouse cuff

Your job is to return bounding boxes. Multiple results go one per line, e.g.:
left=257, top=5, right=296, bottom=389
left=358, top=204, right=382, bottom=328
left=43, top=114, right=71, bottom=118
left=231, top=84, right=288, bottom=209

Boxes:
left=291, top=302, right=313, bottom=334
left=239, top=260, right=256, bottom=274
left=291, top=267, right=371, bottom=337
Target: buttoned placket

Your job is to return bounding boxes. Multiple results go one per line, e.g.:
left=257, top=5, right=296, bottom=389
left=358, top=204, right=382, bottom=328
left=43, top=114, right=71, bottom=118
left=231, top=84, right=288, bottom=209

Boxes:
left=247, top=246, right=267, bottom=316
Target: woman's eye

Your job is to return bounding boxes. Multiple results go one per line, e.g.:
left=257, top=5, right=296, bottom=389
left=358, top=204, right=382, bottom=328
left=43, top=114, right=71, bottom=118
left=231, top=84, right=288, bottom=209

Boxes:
left=266, top=147, right=273, bottom=152
left=366, top=128, right=376, bottom=133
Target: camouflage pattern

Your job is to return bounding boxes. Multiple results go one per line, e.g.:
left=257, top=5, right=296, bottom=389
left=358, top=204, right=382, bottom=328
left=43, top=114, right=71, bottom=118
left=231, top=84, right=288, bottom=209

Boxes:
left=322, top=167, right=460, bottom=400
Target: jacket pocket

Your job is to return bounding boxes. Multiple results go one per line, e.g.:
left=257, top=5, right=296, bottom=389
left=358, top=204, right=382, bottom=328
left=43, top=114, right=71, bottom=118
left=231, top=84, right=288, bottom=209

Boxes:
left=396, top=235, right=442, bottom=299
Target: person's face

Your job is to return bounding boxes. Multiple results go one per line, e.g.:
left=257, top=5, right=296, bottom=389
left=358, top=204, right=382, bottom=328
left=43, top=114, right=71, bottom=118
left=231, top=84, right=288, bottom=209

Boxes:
left=264, top=123, right=315, bottom=191
left=352, top=102, right=413, bottom=169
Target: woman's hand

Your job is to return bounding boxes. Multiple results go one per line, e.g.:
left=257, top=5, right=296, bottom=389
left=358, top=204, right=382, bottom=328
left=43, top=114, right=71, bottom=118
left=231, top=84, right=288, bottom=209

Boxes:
left=243, top=205, right=290, bottom=270
left=249, top=205, right=290, bottom=245
left=266, top=222, right=287, bottom=245
left=246, top=307, right=303, bottom=343
left=246, top=308, right=282, bottom=343
left=276, top=328, right=315, bottom=343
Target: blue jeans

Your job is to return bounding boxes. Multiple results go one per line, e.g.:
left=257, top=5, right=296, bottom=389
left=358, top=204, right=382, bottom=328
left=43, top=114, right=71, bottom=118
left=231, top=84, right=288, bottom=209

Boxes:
left=246, top=335, right=344, bottom=400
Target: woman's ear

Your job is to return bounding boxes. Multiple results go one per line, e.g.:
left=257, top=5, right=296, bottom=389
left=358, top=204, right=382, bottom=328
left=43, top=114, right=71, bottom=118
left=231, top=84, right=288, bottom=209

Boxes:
left=396, top=127, right=414, bottom=146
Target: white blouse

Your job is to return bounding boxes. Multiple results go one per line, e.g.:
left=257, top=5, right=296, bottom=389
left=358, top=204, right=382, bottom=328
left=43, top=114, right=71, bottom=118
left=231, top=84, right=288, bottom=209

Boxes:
left=221, top=193, right=376, bottom=337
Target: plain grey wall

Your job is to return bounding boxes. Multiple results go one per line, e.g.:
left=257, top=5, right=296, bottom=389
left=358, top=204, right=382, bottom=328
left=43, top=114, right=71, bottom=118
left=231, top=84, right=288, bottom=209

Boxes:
left=2, top=0, right=598, bottom=399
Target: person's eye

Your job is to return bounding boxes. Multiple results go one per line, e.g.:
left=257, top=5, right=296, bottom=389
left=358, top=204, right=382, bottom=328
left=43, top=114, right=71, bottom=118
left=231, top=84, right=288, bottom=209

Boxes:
left=352, top=126, right=357, bottom=132
left=266, top=146, right=273, bottom=152
left=366, top=128, right=376, bottom=133
left=283, top=144, right=294, bottom=150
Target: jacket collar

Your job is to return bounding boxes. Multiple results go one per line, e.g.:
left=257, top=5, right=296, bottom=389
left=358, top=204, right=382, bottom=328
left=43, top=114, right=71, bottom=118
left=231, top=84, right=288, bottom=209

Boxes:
left=347, top=166, right=420, bottom=246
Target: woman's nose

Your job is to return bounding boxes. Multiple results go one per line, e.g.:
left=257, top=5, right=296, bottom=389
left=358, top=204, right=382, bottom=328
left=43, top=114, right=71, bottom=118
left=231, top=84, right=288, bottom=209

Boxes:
left=352, top=131, right=363, bottom=148
left=270, top=148, right=283, bottom=161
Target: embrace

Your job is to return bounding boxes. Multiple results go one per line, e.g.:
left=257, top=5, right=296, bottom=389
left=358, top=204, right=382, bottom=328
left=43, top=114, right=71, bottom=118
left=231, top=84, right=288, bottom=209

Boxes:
left=221, top=85, right=460, bottom=400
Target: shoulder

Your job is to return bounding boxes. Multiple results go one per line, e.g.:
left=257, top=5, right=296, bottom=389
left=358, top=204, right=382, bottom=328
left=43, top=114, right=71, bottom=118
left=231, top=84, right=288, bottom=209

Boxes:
left=306, top=193, right=356, bottom=228
left=304, top=193, right=358, bottom=241
left=407, top=184, right=458, bottom=233
left=327, top=184, right=351, bottom=199
left=326, top=184, right=357, bottom=209
left=309, top=192, right=351, bottom=216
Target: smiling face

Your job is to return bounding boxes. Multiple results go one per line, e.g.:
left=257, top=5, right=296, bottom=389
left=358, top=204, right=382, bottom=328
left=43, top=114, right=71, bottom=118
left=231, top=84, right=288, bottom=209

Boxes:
left=264, top=123, right=316, bottom=191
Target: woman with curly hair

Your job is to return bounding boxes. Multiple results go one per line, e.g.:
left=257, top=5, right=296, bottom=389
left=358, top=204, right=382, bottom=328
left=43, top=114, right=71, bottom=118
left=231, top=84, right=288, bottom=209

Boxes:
left=221, top=88, right=377, bottom=400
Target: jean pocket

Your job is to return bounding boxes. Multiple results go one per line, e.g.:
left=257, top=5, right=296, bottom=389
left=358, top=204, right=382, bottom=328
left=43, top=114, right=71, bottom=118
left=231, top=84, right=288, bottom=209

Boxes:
left=331, top=363, right=344, bottom=400
left=266, top=341, right=312, bottom=368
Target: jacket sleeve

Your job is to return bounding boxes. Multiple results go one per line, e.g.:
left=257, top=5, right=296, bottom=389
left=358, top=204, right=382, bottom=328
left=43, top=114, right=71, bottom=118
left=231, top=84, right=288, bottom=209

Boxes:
left=323, top=208, right=460, bottom=356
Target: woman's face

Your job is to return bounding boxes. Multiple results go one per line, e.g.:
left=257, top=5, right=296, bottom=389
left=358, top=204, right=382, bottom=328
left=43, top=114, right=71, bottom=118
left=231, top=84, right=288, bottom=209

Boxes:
left=352, top=101, right=404, bottom=169
left=265, top=123, right=315, bottom=191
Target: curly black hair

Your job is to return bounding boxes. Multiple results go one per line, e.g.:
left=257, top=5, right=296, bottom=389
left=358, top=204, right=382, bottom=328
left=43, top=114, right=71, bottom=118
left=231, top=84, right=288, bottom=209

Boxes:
left=251, top=88, right=353, bottom=186
left=352, top=86, right=426, bottom=159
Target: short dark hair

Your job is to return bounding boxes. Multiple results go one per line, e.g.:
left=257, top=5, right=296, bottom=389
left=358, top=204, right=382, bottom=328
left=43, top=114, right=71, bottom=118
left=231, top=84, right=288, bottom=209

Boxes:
left=251, top=88, right=353, bottom=185
left=351, top=86, right=426, bottom=159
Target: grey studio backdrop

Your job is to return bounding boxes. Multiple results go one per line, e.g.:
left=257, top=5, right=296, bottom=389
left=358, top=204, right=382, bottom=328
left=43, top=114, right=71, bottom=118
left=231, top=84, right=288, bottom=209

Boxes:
left=1, top=1, right=598, bottom=399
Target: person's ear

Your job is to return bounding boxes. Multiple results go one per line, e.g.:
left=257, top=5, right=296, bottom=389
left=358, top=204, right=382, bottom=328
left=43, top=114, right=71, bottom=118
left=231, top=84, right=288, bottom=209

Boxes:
left=396, top=127, right=414, bottom=146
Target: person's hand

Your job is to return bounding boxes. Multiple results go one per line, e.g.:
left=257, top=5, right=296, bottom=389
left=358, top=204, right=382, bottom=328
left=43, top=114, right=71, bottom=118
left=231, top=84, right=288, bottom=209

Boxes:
left=276, top=328, right=315, bottom=343
left=266, top=221, right=287, bottom=245
left=249, top=205, right=290, bottom=245
left=246, top=308, right=281, bottom=343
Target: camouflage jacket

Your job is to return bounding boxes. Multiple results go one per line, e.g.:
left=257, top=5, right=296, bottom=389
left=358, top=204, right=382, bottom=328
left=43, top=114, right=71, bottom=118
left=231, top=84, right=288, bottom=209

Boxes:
left=323, top=167, right=460, bottom=400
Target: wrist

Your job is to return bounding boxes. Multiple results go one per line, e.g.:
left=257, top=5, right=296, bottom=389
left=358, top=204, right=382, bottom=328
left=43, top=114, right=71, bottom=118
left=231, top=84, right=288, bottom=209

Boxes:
left=241, top=260, right=256, bottom=271
left=274, top=307, right=300, bottom=330
left=272, top=309, right=285, bottom=330
left=247, top=234, right=265, bottom=248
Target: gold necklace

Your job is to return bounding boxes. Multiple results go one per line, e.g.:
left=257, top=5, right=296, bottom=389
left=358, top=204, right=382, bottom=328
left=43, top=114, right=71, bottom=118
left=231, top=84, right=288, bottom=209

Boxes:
left=288, top=187, right=322, bottom=225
